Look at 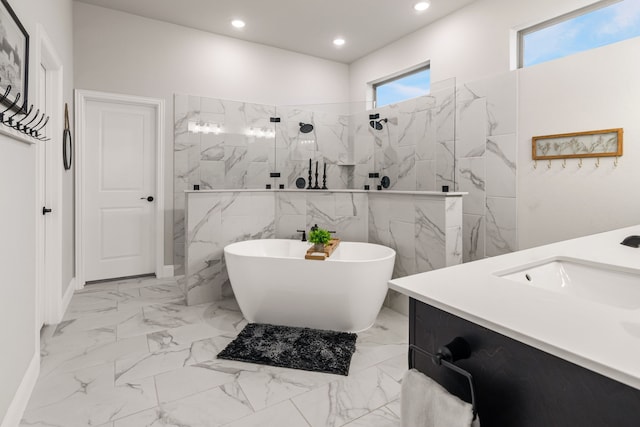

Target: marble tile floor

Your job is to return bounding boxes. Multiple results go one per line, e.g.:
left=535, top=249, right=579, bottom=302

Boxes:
left=21, top=275, right=409, bottom=427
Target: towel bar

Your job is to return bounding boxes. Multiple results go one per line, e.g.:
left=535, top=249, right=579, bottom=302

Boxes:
left=408, top=337, right=478, bottom=420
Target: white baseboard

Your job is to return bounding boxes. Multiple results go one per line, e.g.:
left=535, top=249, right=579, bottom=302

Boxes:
left=160, top=265, right=175, bottom=278
left=0, top=352, right=39, bottom=427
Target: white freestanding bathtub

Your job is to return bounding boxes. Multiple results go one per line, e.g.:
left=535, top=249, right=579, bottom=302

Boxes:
left=224, top=239, right=396, bottom=332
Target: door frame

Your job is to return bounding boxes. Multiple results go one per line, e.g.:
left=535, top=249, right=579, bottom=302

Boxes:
left=34, top=24, right=66, bottom=326
left=75, top=90, right=166, bottom=288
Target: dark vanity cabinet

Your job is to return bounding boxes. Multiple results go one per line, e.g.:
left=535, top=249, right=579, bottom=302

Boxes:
left=409, top=298, right=640, bottom=427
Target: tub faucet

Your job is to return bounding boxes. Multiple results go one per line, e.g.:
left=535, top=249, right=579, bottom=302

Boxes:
left=297, top=229, right=307, bottom=242
left=310, top=224, right=336, bottom=235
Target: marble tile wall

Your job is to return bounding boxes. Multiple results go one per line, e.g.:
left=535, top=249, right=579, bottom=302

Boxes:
left=174, top=96, right=277, bottom=274
left=185, top=191, right=463, bottom=308
left=175, top=72, right=517, bottom=274
left=352, top=78, right=457, bottom=192
left=275, top=105, right=352, bottom=190
left=185, top=192, right=276, bottom=305
left=368, top=193, right=463, bottom=315
left=454, top=71, right=518, bottom=262
left=175, top=96, right=352, bottom=273
left=185, top=191, right=369, bottom=306
left=275, top=191, right=368, bottom=243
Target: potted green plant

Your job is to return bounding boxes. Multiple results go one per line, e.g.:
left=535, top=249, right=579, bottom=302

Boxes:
left=309, top=226, right=332, bottom=252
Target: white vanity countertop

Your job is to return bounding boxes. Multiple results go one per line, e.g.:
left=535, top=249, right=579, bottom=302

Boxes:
left=389, top=224, right=640, bottom=390
left=185, top=189, right=467, bottom=197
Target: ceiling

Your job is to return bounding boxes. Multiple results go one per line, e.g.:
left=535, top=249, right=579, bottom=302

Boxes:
left=74, top=0, right=477, bottom=63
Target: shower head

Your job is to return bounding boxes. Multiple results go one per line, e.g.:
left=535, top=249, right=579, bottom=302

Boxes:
left=299, top=122, right=314, bottom=134
left=369, top=118, right=388, bottom=130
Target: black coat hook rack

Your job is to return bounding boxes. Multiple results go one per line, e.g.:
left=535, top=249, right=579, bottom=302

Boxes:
left=0, top=84, right=50, bottom=141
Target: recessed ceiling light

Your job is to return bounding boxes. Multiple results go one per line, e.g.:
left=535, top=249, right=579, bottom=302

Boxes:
left=414, top=2, right=430, bottom=11
left=333, top=38, right=345, bottom=46
left=231, top=19, right=246, bottom=29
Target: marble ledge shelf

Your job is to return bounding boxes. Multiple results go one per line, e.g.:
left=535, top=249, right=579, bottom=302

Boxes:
left=185, top=189, right=468, bottom=197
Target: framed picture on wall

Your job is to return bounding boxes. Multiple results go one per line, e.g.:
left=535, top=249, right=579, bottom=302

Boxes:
left=0, top=0, right=28, bottom=113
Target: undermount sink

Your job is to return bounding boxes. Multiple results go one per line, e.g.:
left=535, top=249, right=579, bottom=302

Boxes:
left=495, top=257, right=640, bottom=309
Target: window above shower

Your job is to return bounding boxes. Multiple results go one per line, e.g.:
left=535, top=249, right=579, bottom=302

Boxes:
left=373, top=65, right=431, bottom=108
left=518, top=0, right=640, bottom=68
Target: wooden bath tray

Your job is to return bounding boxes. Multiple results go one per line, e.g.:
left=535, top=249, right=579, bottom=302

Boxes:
left=305, top=238, right=340, bottom=260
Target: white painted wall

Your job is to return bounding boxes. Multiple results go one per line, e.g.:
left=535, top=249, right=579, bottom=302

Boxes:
left=350, top=0, right=640, bottom=248
left=73, top=2, right=350, bottom=266
left=0, top=139, right=37, bottom=424
left=0, top=1, right=74, bottom=424
left=518, top=36, right=640, bottom=248
left=349, top=0, right=602, bottom=99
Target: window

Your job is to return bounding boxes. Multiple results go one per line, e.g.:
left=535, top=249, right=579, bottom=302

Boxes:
left=374, top=66, right=431, bottom=107
left=519, top=0, right=640, bottom=68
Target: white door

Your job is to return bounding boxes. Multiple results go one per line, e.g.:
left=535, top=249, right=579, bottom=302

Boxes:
left=36, top=25, right=65, bottom=325
left=83, top=100, right=157, bottom=282
left=36, top=63, right=48, bottom=329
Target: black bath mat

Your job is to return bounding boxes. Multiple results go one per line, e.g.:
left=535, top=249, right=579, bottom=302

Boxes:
left=217, top=323, right=357, bottom=376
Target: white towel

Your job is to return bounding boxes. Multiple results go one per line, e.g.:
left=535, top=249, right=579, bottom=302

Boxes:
left=401, top=369, right=480, bottom=427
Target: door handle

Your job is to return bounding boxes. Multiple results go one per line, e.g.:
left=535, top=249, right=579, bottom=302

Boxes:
left=140, top=196, right=154, bottom=202
left=42, top=207, right=52, bottom=215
